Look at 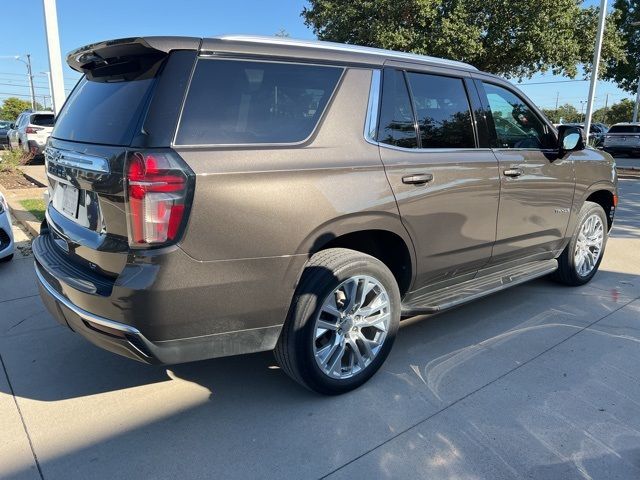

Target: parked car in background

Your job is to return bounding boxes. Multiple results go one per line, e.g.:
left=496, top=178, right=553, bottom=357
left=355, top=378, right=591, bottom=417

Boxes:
left=561, top=122, right=608, bottom=148
left=35, top=36, right=618, bottom=394
left=0, top=193, right=14, bottom=262
left=603, top=122, right=640, bottom=156
left=8, top=111, right=55, bottom=155
left=0, top=120, right=12, bottom=149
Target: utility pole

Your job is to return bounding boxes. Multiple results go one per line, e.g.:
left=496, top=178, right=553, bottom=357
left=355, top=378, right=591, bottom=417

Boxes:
left=39, top=71, right=53, bottom=111
left=634, top=82, right=640, bottom=122
left=42, top=0, right=66, bottom=115
left=584, top=0, right=608, bottom=138
left=631, top=21, right=640, bottom=122
left=13, top=54, right=36, bottom=110
left=555, top=92, right=560, bottom=110
left=602, top=93, right=609, bottom=124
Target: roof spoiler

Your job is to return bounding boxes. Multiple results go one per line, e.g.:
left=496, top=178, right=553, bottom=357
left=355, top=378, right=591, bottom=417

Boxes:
left=67, top=37, right=201, bottom=78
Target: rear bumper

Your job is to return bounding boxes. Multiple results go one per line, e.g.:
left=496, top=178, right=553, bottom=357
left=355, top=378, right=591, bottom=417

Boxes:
left=27, top=140, right=46, bottom=155
left=36, top=264, right=282, bottom=364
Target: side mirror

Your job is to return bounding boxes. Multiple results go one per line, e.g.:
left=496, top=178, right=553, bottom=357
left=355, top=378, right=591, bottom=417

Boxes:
left=557, top=125, right=585, bottom=153
left=9, top=124, right=14, bottom=129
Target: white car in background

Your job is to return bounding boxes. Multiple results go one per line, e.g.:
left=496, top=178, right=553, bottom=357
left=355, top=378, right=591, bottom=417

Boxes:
left=0, top=193, right=14, bottom=262
left=8, top=111, right=55, bottom=156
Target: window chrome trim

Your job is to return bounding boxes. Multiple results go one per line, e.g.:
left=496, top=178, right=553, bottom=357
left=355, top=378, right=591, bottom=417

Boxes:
left=172, top=57, right=345, bottom=148
left=44, top=146, right=110, bottom=173
left=364, top=69, right=381, bottom=145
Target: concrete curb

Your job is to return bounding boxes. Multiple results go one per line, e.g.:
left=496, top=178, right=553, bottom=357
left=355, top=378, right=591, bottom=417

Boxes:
left=0, top=184, right=45, bottom=238
left=19, top=170, right=47, bottom=188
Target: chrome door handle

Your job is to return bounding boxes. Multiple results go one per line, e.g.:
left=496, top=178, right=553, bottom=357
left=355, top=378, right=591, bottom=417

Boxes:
left=402, top=173, right=433, bottom=185
left=503, top=168, right=523, bottom=178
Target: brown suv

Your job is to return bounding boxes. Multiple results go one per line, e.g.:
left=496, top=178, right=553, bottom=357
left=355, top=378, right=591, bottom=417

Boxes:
left=35, top=36, right=618, bottom=394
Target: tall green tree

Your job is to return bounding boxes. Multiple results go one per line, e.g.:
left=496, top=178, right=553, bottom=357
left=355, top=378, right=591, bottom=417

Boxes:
left=593, top=98, right=635, bottom=124
left=542, top=104, right=582, bottom=124
left=303, top=0, right=624, bottom=79
left=604, top=0, right=640, bottom=94
left=0, top=97, right=39, bottom=121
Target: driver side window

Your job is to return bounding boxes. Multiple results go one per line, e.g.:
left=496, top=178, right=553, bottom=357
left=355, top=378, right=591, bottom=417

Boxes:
left=483, top=83, right=552, bottom=149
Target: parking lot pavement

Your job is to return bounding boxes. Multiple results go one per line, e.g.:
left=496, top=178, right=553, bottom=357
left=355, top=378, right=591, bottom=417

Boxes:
left=0, top=180, right=638, bottom=480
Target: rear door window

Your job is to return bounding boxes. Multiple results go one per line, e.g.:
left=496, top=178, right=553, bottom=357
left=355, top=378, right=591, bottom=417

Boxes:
left=406, top=72, right=475, bottom=149
left=377, top=69, right=419, bottom=149
left=176, top=59, right=343, bottom=145
left=52, top=76, right=156, bottom=145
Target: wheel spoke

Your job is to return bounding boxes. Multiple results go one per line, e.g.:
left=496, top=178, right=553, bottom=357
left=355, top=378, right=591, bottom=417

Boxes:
left=347, top=337, right=366, bottom=369
left=327, top=342, right=347, bottom=375
left=343, top=277, right=359, bottom=312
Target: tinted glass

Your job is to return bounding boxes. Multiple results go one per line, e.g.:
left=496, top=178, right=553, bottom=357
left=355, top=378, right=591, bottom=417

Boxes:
left=608, top=125, right=640, bottom=134
left=406, top=72, right=475, bottom=148
left=484, top=83, right=550, bottom=149
left=31, top=114, right=54, bottom=127
left=377, top=69, right=418, bottom=148
left=52, top=76, right=156, bottom=145
left=176, top=59, right=342, bottom=145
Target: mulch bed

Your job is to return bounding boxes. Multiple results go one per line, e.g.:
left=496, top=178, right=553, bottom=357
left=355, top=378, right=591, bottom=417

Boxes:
left=0, top=171, right=40, bottom=189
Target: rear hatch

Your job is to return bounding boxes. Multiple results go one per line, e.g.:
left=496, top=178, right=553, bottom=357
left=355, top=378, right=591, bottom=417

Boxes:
left=604, top=124, right=640, bottom=148
left=43, top=37, right=199, bottom=278
left=28, top=113, right=55, bottom=141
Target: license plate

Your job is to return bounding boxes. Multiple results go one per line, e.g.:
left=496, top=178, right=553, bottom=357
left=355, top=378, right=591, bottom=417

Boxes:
left=62, top=185, right=79, bottom=217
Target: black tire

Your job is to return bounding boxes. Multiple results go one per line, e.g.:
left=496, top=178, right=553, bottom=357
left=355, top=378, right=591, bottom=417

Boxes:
left=553, top=201, right=608, bottom=286
left=274, top=248, right=401, bottom=395
left=0, top=253, right=14, bottom=263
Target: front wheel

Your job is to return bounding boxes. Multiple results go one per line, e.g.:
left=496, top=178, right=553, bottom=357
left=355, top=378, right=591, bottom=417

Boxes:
left=274, top=248, right=401, bottom=395
left=553, top=201, right=608, bottom=286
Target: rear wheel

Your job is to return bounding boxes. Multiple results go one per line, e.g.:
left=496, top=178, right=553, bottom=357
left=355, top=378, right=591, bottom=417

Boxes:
left=274, top=248, right=401, bottom=395
left=0, top=254, right=13, bottom=263
left=554, top=201, right=607, bottom=286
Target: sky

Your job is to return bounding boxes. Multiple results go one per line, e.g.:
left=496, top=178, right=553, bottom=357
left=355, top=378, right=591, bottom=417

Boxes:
left=0, top=0, right=633, bottom=114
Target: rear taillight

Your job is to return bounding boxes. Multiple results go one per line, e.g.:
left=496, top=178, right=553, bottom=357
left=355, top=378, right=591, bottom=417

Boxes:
left=125, top=151, right=193, bottom=247
left=25, top=126, right=43, bottom=134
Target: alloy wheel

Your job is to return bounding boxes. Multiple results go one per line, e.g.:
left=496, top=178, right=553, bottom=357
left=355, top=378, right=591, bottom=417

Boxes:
left=574, top=214, right=604, bottom=277
left=312, top=275, right=391, bottom=380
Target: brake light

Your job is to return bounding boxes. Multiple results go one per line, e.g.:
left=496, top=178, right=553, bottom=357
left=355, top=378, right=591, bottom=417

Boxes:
left=26, top=126, right=43, bottom=134
left=125, top=151, right=192, bottom=247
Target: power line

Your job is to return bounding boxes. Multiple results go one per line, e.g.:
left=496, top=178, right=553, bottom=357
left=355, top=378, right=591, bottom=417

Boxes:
left=0, top=71, right=78, bottom=85
left=0, top=81, right=71, bottom=92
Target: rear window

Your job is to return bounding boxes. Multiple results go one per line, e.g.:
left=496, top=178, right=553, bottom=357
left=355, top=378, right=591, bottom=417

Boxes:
left=175, top=59, right=343, bottom=145
left=31, top=114, right=54, bottom=127
left=52, top=76, right=156, bottom=145
left=608, top=125, right=640, bottom=134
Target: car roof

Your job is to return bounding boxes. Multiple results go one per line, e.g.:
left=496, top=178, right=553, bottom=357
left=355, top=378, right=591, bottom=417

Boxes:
left=67, top=35, right=478, bottom=74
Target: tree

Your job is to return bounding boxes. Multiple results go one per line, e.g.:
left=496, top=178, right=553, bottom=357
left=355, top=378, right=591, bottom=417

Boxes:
left=604, top=0, right=640, bottom=94
left=0, top=98, right=32, bottom=121
left=0, top=97, right=43, bottom=121
left=302, top=0, right=624, bottom=79
left=542, top=104, right=581, bottom=124
left=593, top=98, right=635, bottom=125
